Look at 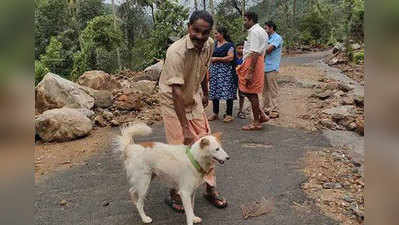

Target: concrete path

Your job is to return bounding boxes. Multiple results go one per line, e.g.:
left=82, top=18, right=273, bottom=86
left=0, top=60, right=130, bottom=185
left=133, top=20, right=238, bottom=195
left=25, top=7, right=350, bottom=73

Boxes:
left=35, top=52, right=341, bottom=225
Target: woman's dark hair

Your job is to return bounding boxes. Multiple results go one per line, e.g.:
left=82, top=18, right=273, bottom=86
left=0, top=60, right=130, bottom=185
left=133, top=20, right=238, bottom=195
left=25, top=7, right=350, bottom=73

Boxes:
left=189, top=10, right=214, bottom=28
left=244, top=12, right=258, bottom=24
left=265, top=21, right=277, bottom=31
left=216, top=26, right=232, bottom=43
left=236, top=41, right=244, bottom=46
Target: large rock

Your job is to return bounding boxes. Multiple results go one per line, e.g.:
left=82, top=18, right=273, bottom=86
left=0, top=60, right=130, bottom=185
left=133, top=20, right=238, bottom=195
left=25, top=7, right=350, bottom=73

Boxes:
left=35, top=108, right=92, bottom=142
left=79, top=86, right=113, bottom=108
left=113, top=92, right=145, bottom=111
left=141, top=60, right=164, bottom=81
left=77, top=70, right=121, bottom=90
left=35, top=73, right=94, bottom=114
left=130, top=80, right=157, bottom=94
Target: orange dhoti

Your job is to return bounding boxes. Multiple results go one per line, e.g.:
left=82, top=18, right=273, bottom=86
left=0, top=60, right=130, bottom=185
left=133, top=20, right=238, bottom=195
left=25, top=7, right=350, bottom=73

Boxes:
left=236, top=55, right=265, bottom=94
left=161, top=110, right=216, bottom=187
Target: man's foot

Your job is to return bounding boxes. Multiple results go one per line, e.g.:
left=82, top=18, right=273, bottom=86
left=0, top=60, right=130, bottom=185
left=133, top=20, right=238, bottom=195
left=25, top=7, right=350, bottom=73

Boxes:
left=259, top=111, right=270, bottom=123
left=208, top=114, right=219, bottom=121
left=237, top=112, right=247, bottom=119
left=269, top=111, right=279, bottom=119
left=203, top=191, right=228, bottom=209
left=165, top=194, right=184, bottom=213
left=223, top=115, right=234, bottom=123
left=242, top=123, right=263, bottom=131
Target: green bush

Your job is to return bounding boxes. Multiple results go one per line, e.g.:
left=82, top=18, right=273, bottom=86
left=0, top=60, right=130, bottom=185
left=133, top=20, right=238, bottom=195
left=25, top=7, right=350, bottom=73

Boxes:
left=71, top=15, right=127, bottom=79
left=353, top=50, right=364, bottom=64
left=35, top=60, right=49, bottom=85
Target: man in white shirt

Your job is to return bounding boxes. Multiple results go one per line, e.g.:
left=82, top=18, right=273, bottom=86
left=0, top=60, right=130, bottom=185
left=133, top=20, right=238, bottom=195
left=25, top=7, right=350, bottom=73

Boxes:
left=236, top=12, right=270, bottom=130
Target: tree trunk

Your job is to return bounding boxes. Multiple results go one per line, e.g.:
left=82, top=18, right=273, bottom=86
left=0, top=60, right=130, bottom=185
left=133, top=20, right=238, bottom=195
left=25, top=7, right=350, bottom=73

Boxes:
left=242, top=0, right=245, bottom=31
left=202, top=0, right=206, bottom=10
left=150, top=3, right=155, bottom=24
left=194, top=0, right=198, bottom=10
left=112, top=0, right=122, bottom=71
left=293, top=0, right=297, bottom=25
left=209, top=0, right=215, bottom=26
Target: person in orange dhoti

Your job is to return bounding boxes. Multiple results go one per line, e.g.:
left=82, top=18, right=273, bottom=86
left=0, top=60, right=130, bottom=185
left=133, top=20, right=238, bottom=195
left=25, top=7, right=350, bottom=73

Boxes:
left=236, top=12, right=270, bottom=130
left=158, top=10, right=228, bottom=213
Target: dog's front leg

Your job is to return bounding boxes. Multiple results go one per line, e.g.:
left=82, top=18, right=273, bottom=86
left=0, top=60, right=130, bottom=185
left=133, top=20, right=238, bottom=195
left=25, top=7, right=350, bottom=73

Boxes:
left=180, top=191, right=201, bottom=225
left=191, top=192, right=202, bottom=224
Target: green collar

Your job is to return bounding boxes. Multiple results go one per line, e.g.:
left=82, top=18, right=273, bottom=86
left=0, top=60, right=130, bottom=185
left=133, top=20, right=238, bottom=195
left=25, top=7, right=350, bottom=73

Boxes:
left=185, top=147, right=206, bottom=175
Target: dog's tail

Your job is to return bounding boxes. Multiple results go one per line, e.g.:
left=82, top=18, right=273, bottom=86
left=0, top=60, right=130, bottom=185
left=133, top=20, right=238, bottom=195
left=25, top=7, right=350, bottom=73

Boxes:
left=114, top=122, right=152, bottom=153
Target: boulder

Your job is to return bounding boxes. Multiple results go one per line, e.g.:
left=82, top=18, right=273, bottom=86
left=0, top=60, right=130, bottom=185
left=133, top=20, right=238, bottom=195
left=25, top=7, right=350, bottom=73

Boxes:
left=130, top=80, right=157, bottom=94
left=76, top=108, right=95, bottom=119
left=142, top=60, right=164, bottom=81
left=114, top=92, right=145, bottom=111
left=77, top=70, right=121, bottom=90
left=79, top=86, right=113, bottom=108
left=35, top=108, right=92, bottom=142
left=35, top=73, right=94, bottom=114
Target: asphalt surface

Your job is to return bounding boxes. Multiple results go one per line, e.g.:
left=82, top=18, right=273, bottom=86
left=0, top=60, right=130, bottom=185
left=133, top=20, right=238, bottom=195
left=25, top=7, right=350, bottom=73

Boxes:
left=35, top=52, right=339, bottom=225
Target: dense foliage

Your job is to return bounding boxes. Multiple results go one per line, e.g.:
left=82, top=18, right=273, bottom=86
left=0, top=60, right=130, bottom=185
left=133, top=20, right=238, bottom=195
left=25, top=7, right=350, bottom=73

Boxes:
left=34, top=0, right=364, bottom=84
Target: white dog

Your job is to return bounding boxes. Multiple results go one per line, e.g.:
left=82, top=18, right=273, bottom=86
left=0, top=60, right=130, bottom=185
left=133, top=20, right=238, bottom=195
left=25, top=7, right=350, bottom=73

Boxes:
left=114, top=123, right=230, bottom=225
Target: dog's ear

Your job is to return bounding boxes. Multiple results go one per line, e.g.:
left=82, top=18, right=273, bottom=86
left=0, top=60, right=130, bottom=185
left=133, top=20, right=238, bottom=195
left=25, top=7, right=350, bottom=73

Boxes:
left=200, top=138, right=210, bottom=149
left=212, top=132, right=222, bottom=142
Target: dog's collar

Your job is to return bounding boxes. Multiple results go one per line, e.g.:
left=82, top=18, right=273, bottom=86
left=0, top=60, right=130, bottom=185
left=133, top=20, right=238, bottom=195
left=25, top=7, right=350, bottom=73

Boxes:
left=185, top=147, right=206, bottom=175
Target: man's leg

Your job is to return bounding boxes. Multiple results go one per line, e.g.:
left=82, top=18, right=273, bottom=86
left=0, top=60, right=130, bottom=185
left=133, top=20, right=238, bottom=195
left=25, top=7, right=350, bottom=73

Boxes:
left=242, top=93, right=269, bottom=130
left=262, top=71, right=279, bottom=116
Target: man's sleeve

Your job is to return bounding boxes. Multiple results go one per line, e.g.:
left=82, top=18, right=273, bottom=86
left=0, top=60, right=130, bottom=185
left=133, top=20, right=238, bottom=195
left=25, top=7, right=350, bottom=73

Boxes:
left=270, top=36, right=282, bottom=49
left=249, top=31, right=267, bottom=54
left=163, top=49, right=185, bottom=86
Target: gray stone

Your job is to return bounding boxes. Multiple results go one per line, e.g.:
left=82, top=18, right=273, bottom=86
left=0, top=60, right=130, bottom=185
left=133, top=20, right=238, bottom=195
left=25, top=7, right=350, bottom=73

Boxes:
left=76, top=108, right=95, bottom=119
left=35, top=108, right=92, bottom=142
left=35, top=73, right=94, bottom=114
left=351, top=43, right=361, bottom=50
left=323, top=105, right=356, bottom=117
left=296, top=79, right=319, bottom=88
left=78, top=86, right=113, bottom=108
left=130, top=80, right=157, bottom=94
left=102, top=110, right=114, bottom=121
left=338, top=82, right=355, bottom=92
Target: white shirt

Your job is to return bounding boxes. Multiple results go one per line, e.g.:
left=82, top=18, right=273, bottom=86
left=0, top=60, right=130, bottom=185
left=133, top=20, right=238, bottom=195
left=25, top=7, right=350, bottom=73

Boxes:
left=243, top=23, right=269, bottom=60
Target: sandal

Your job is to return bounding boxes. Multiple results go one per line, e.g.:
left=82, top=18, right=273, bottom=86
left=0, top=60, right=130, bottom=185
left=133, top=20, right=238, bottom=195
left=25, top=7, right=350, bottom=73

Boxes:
left=223, top=115, right=234, bottom=123
left=208, top=114, right=219, bottom=121
left=164, top=196, right=185, bottom=213
left=259, top=114, right=270, bottom=123
left=242, top=123, right=263, bottom=131
left=204, top=192, right=228, bottom=209
left=237, top=112, right=247, bottom=119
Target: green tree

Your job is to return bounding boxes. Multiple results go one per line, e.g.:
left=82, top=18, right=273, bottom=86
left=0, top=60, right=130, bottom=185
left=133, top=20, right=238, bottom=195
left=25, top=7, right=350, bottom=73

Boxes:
left=76, top=0, right=105, bottom=31
left=39, top=37, right=65, bottom=76
left=71, top=15, right=126, bottom=79
left=34, top=0, right=70, bottom=59
left=146, top=0, right=188, bottom=62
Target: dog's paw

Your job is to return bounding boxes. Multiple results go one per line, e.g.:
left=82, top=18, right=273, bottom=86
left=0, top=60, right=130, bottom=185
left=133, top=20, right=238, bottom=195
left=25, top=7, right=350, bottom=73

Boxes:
left=192, top=216, right=202, bottom=223
left=142, top=216, right=152, bottom=224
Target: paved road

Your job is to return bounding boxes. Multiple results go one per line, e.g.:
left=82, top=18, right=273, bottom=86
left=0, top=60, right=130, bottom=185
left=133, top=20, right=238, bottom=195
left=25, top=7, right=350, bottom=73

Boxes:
left=35, top=52, right=339, bottom=225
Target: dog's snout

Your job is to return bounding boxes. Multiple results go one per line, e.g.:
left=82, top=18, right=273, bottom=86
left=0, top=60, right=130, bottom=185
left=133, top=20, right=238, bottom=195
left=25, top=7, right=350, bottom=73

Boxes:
left=226, top=156, right=230, bottom=160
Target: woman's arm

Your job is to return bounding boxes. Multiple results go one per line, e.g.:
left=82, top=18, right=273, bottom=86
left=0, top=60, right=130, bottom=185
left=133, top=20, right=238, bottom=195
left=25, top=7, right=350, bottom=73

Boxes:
left=212, top=48, right=234, bottom=63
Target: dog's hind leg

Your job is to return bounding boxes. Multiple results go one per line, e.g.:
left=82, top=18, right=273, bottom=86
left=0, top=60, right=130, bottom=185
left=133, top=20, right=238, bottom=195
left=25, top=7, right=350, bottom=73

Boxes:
left=134, top=175, right=152, bottom=224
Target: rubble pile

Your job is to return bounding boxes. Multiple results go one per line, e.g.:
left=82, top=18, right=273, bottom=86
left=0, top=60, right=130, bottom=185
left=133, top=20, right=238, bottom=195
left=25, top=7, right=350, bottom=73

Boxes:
left=303, top=148, right=364, bottom=224
left=35, top=61, right=163, bottom=142
left=301, top=77, right=364, bottom=136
